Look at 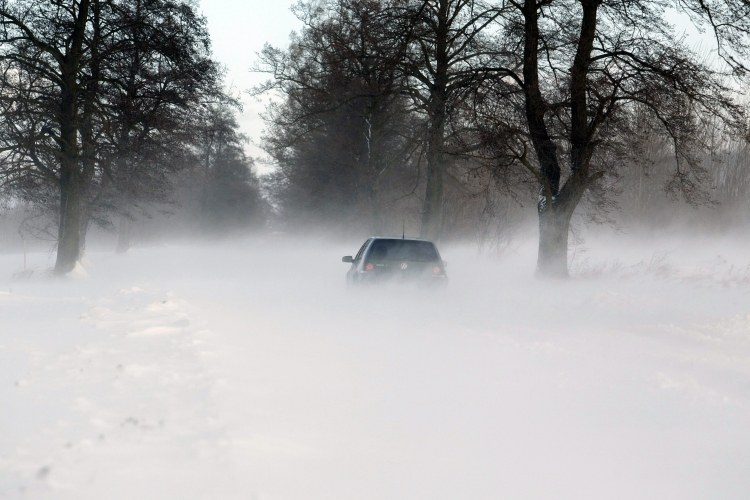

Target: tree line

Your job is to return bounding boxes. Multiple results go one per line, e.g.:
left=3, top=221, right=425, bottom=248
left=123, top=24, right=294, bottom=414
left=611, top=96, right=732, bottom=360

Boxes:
left=0, top=0, right=264, bottom=274
left=0, top=0, right=748, bottom=278
left=257, top=0, right=750, bottom=277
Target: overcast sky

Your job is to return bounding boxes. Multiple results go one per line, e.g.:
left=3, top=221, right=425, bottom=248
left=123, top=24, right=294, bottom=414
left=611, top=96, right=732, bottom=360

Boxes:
left=199, top=0, right=302, bottom=167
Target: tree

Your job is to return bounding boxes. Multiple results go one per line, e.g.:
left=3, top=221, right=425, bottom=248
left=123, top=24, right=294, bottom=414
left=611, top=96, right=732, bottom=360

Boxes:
left=473, top=0, right=749, bottom=277
left=0, top=0, right=221, bottom=270
left=257, top=0, right=419, bottom=234
left=0, top=0, right=95, bottom=273
left=192, top=103, right=264, bottom=235
left=396, top=0, right=504, bottom=240
left=100, top=0, right=221, bottom=251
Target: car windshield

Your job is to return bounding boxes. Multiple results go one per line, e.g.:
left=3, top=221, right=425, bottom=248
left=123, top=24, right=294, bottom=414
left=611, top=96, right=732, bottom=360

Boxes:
left=367, top=239, right=439, bottom=262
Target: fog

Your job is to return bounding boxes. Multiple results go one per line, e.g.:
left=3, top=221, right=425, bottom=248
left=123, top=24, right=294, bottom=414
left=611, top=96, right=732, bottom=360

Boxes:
left=2, top=230, right=749, bottom=499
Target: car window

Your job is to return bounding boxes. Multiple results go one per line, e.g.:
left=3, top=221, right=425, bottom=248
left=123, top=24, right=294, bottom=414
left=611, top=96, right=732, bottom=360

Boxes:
left=366, top=239, right=439, bottom=262
left=354, top=239, right=370, bottom=262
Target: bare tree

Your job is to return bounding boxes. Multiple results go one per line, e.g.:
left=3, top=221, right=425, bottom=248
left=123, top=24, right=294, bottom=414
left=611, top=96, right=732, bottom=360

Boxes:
left=192, top=103, right=265, bottom=235
left=472, top=0, right=749, bottom=277
left=0, top=0, right=222, bottom=268
left=100, top=0, right=221, bottom=251
left=257, top=0, right=419, bottom=235
left=0, top=0, right=96, bottom=273
left=395, top=0, right=505, bottom=240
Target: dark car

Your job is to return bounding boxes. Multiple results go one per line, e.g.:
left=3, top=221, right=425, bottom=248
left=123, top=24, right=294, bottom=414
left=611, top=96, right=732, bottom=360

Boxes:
left=342, top=237, right=447, bottom=286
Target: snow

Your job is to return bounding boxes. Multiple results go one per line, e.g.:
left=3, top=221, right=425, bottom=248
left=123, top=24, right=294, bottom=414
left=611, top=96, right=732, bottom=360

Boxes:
left=65, top=262, right=89, bottom=280
left=1, top=234, right=750, bottom=499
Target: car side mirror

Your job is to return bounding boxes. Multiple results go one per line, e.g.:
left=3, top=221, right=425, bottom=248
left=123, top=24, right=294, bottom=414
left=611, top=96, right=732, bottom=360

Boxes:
left=342, top=256, right=354, bottom=263
left=442, top=260, right=448, bottom=267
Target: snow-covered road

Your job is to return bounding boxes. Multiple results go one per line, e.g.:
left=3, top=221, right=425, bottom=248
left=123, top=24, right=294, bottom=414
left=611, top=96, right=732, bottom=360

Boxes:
left=1, top=236, right=750, bottom=499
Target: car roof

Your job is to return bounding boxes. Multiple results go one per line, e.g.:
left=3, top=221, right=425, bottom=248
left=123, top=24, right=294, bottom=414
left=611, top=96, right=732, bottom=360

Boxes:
left=368, top=236, right=435, bottom=243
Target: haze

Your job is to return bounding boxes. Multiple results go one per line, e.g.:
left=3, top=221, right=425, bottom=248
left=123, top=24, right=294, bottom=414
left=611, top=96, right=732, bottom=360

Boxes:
left=1, top=1, right=750, bottom=499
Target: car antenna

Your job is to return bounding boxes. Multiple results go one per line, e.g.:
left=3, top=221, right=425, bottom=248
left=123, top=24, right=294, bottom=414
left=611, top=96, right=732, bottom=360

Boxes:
left=402, top=219, right=405, bottom=239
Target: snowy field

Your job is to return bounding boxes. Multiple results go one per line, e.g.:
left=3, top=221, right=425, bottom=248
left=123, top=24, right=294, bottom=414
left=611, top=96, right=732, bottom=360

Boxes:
left=1, top=233, right=750, bottom=500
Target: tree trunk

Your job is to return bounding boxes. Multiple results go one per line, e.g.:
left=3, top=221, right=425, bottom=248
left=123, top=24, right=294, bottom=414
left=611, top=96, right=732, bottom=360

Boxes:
left=420, top=102, right=446, bottom=241
left=79, top=212, right=90, bottom=258
left=536, top=176, right=590, bottom=278
left=419, top=0, right=449, bottom=242
left=52, top=0, right=90, bottom=275
left=54, top=74, right=83, bottom=275
left=536, top=203, right=571, bottom=278
left=370, top=177, right=383, bottom=235
left=365, top=115, right=385, bottom=236
left=420, top=154, right=444, bottom=240
left=54, top=163, right=82, bottom=274
left=77, top=0, right=102, bottom=261
left=116, top=216, right=132, bottom=254
left=521, top=0, right=570, bottom=278
left=533, top=0, right=601, bottom=278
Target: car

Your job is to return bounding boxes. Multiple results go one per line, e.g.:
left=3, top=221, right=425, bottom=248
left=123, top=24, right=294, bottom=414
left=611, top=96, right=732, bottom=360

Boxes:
left=342, top=237, right=448, bottom=286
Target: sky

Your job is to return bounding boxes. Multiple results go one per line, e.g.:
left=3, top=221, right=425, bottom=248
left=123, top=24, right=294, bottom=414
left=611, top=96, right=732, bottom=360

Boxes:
left=198, top=0, right=302, bottom=169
